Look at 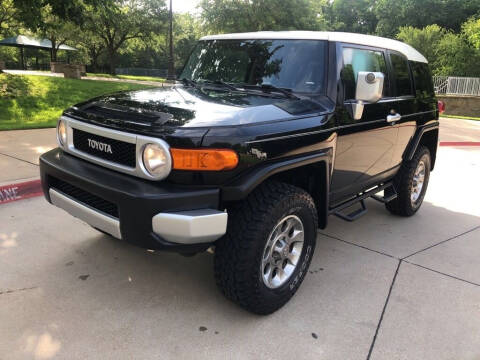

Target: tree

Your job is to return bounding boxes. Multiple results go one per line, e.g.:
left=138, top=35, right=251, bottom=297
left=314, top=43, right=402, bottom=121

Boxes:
left=174, top=13, right=202, bottom=70
left=434, top=32, right=480, bottom=76
left=397, top=25, right=446, bottom=65
left=397, top=22, right=480, bottom=77
left=72, top=30, right=106, bottom=72
left=13, top=0, right=102, bottom=29
left=38, top=6, right=78, bottom=62
left=12, top=1, right=79, bottom=62
left=0, top=0, right=17, bottom=36
left=375, top=0, right=480, bottom=37
left=199, top=0, right=329, bottom=34
left=331, top=0, right=377, bottom=34
left=83, top=0, right=168, bottom=74
left=463, top=17, right=480, bottom=49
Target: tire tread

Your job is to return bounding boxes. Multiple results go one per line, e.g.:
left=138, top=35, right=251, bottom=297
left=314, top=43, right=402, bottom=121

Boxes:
left=214, top=181, right=317, bottom=314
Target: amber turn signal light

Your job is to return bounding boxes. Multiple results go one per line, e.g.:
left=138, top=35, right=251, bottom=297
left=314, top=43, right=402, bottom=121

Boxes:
left=171, top=148, right=239, bottom=171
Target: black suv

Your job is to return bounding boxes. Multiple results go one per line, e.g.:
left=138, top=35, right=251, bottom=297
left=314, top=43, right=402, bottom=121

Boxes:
left=40, top=31, right=440, bottom=314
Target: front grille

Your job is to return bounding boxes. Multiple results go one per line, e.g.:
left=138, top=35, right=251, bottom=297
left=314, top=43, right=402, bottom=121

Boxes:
left=50, top=177, right=119, bottom=218
left=72, top=128, right=136, bottom=168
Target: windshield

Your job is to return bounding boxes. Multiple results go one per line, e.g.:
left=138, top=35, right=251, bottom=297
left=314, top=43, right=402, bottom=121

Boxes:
left=180, top=39, right=327, bottom=94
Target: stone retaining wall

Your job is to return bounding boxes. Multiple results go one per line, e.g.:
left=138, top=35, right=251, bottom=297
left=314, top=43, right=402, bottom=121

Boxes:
left=437, top=95, right=480, bottom=118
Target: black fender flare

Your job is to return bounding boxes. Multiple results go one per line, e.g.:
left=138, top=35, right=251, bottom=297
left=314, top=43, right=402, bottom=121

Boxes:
left=404, top=122, right=439, bottom=165
left=221, top=148, right=333, bottom=229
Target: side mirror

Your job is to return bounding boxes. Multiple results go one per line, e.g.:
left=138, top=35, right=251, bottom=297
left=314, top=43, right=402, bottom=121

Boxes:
left=350, top=72, right=385, bottom=120
left=356, top=72, right=384, bottom=103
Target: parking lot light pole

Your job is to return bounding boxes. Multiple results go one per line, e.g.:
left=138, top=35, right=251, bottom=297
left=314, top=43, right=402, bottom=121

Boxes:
left=167, top=0, right=176, bottom=81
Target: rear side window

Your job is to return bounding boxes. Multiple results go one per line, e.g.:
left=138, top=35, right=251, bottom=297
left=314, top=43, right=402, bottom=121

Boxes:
left=410, top=62, right=435, bottom=97
left=390, top=53, right=413, bottom=96
left=341, top=47, right=389, bottom=100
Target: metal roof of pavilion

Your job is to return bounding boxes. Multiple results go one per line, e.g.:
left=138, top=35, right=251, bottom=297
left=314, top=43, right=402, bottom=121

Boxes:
left=0, top=35, right=77, bottom=51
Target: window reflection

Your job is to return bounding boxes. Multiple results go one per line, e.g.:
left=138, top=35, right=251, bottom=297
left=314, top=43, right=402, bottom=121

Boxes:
left=181, top=39, right=326, bottom=94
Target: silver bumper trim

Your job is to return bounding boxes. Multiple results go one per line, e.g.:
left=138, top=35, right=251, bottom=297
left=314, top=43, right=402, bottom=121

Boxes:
left=152, top=209, right=228, bottom=244
left=49, top=189, right=121, bottom=239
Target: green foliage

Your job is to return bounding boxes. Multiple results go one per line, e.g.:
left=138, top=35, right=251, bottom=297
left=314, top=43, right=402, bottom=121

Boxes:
left=397, top=25, right=446, bottom=65
left=375, top=0, right=480, bottom=37
left=331, top=0, right=377, bottom=34
left=0, top=74, right=153, bottom=130
left=434, top=32, right=480, bottom=76
left=0, top=73, right=30, bottom=97
left=199, top=0, right=329, bottom=34
left=398, top=24, right=480, bottom=77
left=82, top=0, right=168, bottom=74
left=174, top=13, right=202, bottom=70
left=0, top=0, right=18, bottom=36
left=463, top=17, right=480, bottom=49
left=13, top=0, right=102, bottom=29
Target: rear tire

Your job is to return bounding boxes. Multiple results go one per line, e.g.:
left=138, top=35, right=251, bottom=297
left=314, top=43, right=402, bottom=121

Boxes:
left=386, top=146, right=431, bottom=216
left=214, top=181, right=318, bottom=315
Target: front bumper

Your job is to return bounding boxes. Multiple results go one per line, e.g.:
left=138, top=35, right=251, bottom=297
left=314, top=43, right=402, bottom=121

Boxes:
left=40, top=148, right=227, bottom=253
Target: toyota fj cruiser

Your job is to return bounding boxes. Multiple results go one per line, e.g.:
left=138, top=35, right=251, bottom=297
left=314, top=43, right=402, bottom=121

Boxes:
left=40, top=31, right=441, bottom=314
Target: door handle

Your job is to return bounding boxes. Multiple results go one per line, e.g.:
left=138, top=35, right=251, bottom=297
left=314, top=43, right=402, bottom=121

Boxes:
left=386, top=113, right=401, bottom=123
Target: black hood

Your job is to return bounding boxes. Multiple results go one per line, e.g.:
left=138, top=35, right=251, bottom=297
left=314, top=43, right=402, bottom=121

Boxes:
left=66, top=85, right=329, bottom=130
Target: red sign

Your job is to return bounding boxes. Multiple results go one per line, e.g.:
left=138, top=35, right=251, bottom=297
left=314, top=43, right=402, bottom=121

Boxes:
left=0, top=180, right=43, bottom=205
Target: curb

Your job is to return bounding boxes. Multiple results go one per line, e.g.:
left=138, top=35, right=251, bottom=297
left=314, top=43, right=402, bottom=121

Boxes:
left=0, top=179, right=43, bottom=205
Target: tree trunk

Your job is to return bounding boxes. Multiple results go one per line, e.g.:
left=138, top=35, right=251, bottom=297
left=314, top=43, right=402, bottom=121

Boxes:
left=50, top=39, right=58, bottom=62
left=89, top=47, right=101, bottom=73
left=108, top=47, right=116, bottom=75
left=91, top=58, right=98, bottom=73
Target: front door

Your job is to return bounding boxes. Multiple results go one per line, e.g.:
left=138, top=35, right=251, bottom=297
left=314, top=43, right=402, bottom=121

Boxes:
left=331, top=45, right=398, bottom=206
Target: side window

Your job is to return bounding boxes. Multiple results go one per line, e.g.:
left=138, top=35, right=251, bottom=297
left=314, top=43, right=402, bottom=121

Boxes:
left=411, top=62, right=435, bottom=98
left=390, top=53, right=413, bottom=96
left=341, top=47, right=389, bottom=100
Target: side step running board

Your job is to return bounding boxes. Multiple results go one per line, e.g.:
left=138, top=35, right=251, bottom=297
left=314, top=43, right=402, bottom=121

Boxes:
left=333, top=199, right=367, bottom=222
left=329, top=182, right=397, bottom=222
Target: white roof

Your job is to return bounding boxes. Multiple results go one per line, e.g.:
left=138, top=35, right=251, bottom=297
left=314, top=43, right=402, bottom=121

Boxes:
left=200, top=31, right=427, bottom=63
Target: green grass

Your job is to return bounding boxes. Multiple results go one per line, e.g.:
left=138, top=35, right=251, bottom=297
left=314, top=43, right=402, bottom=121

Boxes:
left=0, top=73, right=155, bottom=130
left=441, top=114, right=480, bottom=121
left=86, top=73, right=166, bottom=82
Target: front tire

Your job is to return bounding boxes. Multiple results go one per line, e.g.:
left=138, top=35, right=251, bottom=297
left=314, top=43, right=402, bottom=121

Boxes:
left=214, top=181, right=318, bottom=315
left=386, top=146, right=431, bottom=216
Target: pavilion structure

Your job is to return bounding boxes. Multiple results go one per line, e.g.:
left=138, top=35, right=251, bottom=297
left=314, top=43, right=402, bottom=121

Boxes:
left=0, top=35, right=77, bottom=69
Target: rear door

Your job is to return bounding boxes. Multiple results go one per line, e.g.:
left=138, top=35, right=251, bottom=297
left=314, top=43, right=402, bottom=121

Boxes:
left=331, top=44, right=398, bottom=205
left=387, top=51, right=417, bottom=168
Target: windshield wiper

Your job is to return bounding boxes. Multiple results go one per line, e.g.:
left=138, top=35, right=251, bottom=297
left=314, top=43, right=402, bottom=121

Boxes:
left=260, top=84, right=299, bottom=99
left=238, top=83, right=299, bottom=99
left=179, top=78, right=197, bottom=87
left=198, top=79, right=240, bottom=92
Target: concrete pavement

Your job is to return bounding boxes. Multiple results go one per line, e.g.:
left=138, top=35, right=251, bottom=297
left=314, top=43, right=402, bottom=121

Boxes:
left=0, top=128, right=55, bottom=184
left=0, top=118, right=479, bottom=359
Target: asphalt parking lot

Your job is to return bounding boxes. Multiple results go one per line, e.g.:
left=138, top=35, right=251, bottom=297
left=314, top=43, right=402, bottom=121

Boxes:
left=0, top=118, right=479, bottom=359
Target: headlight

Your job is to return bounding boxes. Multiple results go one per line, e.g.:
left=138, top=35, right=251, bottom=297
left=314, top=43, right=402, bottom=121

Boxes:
left=142, top=143, right=170, bottom=178
left=57, top=118, right=67, bottom=146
